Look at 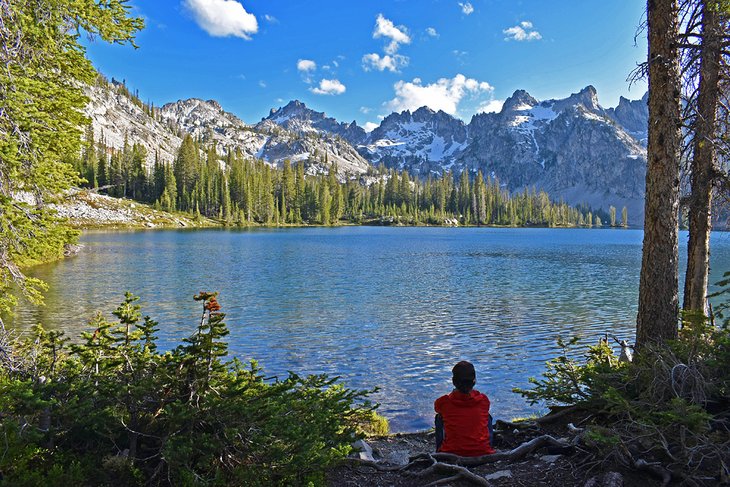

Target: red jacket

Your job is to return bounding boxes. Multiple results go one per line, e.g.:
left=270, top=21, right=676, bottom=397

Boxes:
left=434, top=389, right=495, bottom=456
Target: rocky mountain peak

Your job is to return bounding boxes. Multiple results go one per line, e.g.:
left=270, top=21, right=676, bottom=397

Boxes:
left=577, top=85, right=599, bottom=107
left=502, top=90, right=539, bottom=112
left=263, top=99, right=367, bottom=145
left=267, top=99, right=320, bottom=123
left=606, top=91, right=649, bottom=144
left=549, top=85, right=602, bottom=114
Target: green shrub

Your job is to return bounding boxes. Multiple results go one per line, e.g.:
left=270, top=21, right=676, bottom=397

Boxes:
left=355, top=410, right=391, bottom=437
left=0, top=292, right=376, bottom=486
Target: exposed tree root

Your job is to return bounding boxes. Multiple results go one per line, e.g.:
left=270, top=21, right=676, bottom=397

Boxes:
left=420, top=434, right=572, bottom=467
left=410, top=456, right=491, bottom=486
left=345, top=458, right=403, bottom=472
left=346, top=434, right=572, bottom=485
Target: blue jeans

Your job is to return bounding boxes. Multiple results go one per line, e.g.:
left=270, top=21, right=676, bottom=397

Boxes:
left=435, top=413, right=494, bottom=451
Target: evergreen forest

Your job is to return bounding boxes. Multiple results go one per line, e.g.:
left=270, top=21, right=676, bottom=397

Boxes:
left=72, top=123, right=626, bottom=229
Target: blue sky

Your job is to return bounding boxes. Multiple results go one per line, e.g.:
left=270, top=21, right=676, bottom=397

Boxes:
left=85, top=0, right=648, bottom=130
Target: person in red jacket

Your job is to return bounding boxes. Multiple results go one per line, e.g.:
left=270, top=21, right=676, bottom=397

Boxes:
left=434, top=360, right=495, bottom=456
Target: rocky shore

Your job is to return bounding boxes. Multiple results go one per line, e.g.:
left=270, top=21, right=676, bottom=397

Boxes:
left=51, top=189, right=215, bottom=229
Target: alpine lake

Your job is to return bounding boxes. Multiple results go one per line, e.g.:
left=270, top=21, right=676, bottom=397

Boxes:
left=7, top=227, right=730, bottom=432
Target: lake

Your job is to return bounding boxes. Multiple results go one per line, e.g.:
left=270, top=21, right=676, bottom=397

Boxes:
left=8, top=227, right=730, bottom=431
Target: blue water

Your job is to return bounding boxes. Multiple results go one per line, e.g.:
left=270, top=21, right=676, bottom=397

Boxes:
left=9, top=227, right=730, bottom=431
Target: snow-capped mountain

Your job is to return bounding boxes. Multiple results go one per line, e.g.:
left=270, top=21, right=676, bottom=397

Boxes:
left=159, top=98, right=370, bottom=175
left=464, top=86, right=646, bottom=220
left=363, top=86, right=648, bottom=222
left=86, top=78, right=649, bottom=221
left=360, top=107, right=468, bottom=175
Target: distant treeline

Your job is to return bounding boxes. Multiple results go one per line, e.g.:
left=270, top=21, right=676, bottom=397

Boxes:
left=73, top=129, right=629, bottom=227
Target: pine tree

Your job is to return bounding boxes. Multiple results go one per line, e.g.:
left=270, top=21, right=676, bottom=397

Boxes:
left=682, top=0, right=726, bottom=314
left=0, top=1, right=142, bottom=315
left=174, top=134, right=199, bottom=210
left=637, top=0, right=683, bottom=348
left=319, top=182, right=331, bottom=225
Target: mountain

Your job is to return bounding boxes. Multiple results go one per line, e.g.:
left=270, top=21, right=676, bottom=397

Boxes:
left=86, top=79, right=370, bottom=176
left=85, top=78, right=649, bottom=222
left=363, top=86, right=648, bottom=222
left=264, top=100, right=367, bottom=145
left=158, top=98, right=370, bottom=175
left=360, top=106, right=468, bottom=175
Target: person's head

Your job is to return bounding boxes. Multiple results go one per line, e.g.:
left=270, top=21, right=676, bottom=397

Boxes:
left=452, top=361, right=476, bottom=393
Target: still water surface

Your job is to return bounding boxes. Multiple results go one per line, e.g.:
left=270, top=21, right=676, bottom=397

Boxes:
left=9, top=227, right=730, bottom=431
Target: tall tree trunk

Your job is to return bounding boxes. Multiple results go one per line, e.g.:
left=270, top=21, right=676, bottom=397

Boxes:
left=683, top=1, right=723, bottom=315
left=637, top=0, right=683, bottom=348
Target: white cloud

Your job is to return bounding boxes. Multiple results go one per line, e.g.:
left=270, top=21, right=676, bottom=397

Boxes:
left=386, top=74, right=493, bottom=115
left=360, top=106, right=372, bottom=114
left=311, top=79, right=346, bottom=95
left=363, top=122, right=379, bottom=132
left=297, top=59, right=317, bottom=72
left=373, top=13, right=411, bottom=54
left=503, top=21, right=542, bottom=41
left=459, top=2, right=474, bottom=15
left=258, top=80, right=267, bottom=88
left=362, top=53, right=409, bottom=73
left=184, top=0, right=258, bottom=39
left=263, top=14, right=278, bottom=23
left=426, top=27, right=439, bottom=37
left=478, top=99, right=505, bottom=113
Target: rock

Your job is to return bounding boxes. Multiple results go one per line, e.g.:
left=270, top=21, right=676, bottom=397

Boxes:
left=351, top=439, right=375, bottom=462
left=63, top=243, right=84, bottom=256
left=539, top=454, right=562, bottom=464
left=484, top=470, right=513, bottom=480
left=584, top=471, right=623, bottom=487
left=146, top=222, right=155, bottom=228
left=384, top=449, right=410, bottom=466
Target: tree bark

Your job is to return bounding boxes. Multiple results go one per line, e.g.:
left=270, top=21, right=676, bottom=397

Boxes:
left=637, top=0, right=683, bottom=348
left=683, top=1, right=723, bottom=315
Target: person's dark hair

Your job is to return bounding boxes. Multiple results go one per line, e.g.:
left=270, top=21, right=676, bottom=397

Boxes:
left=452, top=361, right=476, bottom=393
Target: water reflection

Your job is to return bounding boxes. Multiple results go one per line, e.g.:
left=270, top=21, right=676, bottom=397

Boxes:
left=7, top=227, right=730, bottom=431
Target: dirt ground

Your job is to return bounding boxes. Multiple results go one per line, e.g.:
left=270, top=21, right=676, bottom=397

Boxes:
left=327, top=411, right=666, bottom=487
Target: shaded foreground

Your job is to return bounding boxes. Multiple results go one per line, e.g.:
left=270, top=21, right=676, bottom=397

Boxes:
left=330, top=409, right=677, bottom=486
